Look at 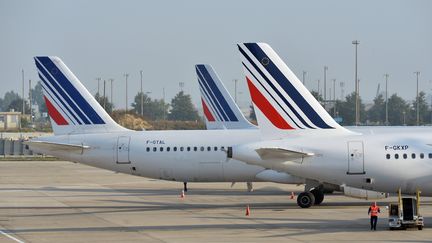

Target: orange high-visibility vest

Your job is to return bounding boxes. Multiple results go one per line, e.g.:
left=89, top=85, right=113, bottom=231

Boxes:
left=370, top=205, right=380, bottom=217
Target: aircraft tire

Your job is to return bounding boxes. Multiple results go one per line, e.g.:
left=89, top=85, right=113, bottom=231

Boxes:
left=297, top=191, right=315, bottom=208
left=311, top=189, right=324, bottom=205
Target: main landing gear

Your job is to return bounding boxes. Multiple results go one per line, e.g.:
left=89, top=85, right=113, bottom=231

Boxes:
left=297, top=187, right=325, bottom=208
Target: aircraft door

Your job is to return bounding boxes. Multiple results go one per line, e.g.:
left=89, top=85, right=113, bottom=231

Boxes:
left=116, top=136, right=130, bottom=164
left=347, top=141, right=365, bottom=174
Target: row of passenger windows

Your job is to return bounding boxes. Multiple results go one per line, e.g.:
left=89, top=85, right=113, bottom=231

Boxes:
left=386, top=153, right=432, bottom=160
left=146, top=146, right=225, bottom=152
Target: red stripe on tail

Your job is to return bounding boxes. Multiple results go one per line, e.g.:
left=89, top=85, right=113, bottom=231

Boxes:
left=44, top=96, right=69, bottom=125
left=246, top=77, right=293, bottom=129
left=201, top=98, right=215, bottom=122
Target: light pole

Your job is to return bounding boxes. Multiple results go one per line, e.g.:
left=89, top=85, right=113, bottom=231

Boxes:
left=414, top=71, right=420, bottom=125
left=384, top=74, right=389, bottom=125
left=109, top=79, right=114, bottom=108
left=96, top=77, right=101, bottom=95
left=317, top=79, right=320, bottom=96
left=332, top=79, right=336, bottom=117
left=302, top=71, right=307, bottom=85
left=162, top=87, right=166, bottom=120
left=22, top=69, right=25, bottom=116
left=352, top=40, right=360, bottom=125
left=324, top=66, right=328, bottom=107
left=233, top=79, right=238, bottom=103
left=124, top=74, right=129, bottom=113
left=103, top=80, right=106, bottom=110
left=340, top=81, right=345, bottom=100
left=29, top=79, right=32, bottom=123
left=140, top=70, right=144, bottom=116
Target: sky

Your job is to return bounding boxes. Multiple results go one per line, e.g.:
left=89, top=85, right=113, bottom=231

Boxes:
left=1, top=0, right=431, bottom=111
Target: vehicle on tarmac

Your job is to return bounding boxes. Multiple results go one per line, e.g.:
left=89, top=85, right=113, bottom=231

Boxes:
left=388, top=189, right=424, bottom=230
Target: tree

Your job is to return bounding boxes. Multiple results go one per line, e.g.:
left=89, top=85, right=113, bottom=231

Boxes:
left=95, top=93, right=114, bottom=114
left=7, top=98, right=30, bottom=114
left=367, top=94, right=385, bottom=125
left=311, top=91, right=324, bottom=103
left=387, top=94, right=409, bottom=125
left=31, top=81, right=47, bottom=113
left=168, top=91, right=200, bottom=121
left=335, top=92, right=366, bottom=125
left=410, top=91, right=430, bottom=125
left=131, top=92, right=169, bottom=120
left=1, top=91, right=20, bottom=111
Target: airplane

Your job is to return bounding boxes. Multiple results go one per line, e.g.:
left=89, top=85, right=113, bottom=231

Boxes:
left=26, top=56, right=306, bottom=200
left=26, top=51, right=419, bottom=209
left=229, top=42, right=432, bottom=207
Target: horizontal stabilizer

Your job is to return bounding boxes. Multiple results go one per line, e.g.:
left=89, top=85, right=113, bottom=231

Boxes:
left=255, top=147, right=314, bottom=161
left=24, top=141, right=90, bottom=154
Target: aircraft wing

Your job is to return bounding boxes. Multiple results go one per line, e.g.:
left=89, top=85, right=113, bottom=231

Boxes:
left=24, top=141, right=90, bottom=154
left=255, top=147, right=314, bottom=161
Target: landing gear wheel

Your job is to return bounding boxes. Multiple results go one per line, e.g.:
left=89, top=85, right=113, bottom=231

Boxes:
left=418, top=225, right=423, bottom=230
left=297, top=191, right=315, bottom=208
left=311, top=189, right=324, bottom=205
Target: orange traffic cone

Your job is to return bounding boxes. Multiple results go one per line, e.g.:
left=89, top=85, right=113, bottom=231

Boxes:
left=180, top=190, right=185, bottom=199
left=245, top=205, right=251, bottom=216
left=290, top=192, right=295, bottom=199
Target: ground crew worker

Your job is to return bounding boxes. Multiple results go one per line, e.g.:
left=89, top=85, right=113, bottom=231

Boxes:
left=368, top=202, right=380, bottom=230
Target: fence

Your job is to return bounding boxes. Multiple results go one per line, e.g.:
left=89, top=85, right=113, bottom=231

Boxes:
left=0, top=139, right=34, bottom=156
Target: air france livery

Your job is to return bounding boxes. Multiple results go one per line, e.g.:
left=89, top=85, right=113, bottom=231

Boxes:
left=196, top=64, right=256, bottom=130
left=27, top=56, right=303, bottom=196
left=230, top=43, right=432, bottom=207
left=27, top=44, right=432, bottom=209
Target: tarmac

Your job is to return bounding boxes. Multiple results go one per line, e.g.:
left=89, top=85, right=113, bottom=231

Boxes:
left=0, top=161, right=431, bottom=243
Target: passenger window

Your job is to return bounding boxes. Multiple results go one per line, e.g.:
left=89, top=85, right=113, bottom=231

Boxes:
left=146, top=147, right=150, bottom=152
left=403, top=154, right=407, bottom=159
left=207, top=146, right=211, bottom=151
left=173, top=147, right=177, bottom=152
left=180, top=147, right=184, bottom=151
left=386, top=154, right=390, bottom=159
left=214, top=146, right=218, bottom=151
left=167, top=147, right=170, bottom=152
left=200, top=146, right=204, bottom=151
left=429, top=153, right=432, bottom=159
left=194, top=147, right=198, bottom=151
left=160, top=147, right=164, bottom=152
left=411, top=153, right=416, bottom=159
left=153, top=147, right=157, bottom=152
left=395, top=154, right=399, bottom=159
left=187, top=147, right=191, bottom=151
left=221, top=146, right=225, bottom=151
left=420, top=153, right=424, bottom=159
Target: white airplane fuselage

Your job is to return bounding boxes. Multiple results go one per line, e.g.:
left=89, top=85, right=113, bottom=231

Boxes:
left=32, top=128, right=432, bottom=196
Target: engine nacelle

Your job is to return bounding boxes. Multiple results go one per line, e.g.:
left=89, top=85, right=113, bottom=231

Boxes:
left=342, top=186, right=389, bottom=200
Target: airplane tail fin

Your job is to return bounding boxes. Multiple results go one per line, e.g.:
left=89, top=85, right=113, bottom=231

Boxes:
left=195, top=64, right=256, bottom=130
left=238, top=43, right=349, bottom=138
left=34, top=56, right=127, bottom=135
